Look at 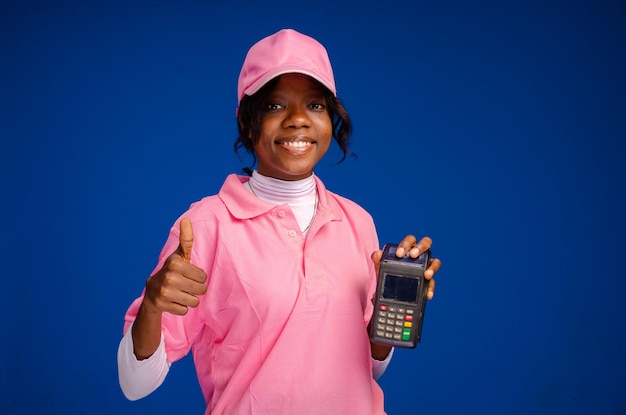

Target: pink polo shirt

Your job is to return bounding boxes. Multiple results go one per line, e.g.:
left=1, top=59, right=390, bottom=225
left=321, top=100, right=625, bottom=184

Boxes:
left=123, top=174, right=386, bottom=414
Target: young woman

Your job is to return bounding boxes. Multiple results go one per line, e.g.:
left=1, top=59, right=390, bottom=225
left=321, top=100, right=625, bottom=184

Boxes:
left=118, top=28, right=442, bottom=414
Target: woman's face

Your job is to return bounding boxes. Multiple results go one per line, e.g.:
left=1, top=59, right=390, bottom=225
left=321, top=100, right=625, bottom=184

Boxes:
left=254, top=73, right=333, bottom=181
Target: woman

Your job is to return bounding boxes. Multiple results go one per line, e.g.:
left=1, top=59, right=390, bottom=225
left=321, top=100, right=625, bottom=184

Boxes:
left=118, top=28, right=442, bottom=414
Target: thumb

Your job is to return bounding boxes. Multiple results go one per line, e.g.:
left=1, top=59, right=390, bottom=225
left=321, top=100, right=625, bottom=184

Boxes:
left=178, top=217, right=194, bottom=262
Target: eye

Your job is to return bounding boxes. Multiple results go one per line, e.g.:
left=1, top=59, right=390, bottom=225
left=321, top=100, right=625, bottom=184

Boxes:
left=309, top=102, right=326, bottom=111
left=266, top=102, right=284, bottom=111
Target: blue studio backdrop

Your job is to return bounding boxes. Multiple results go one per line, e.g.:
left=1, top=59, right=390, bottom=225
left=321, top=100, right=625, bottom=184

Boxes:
left=2, top=1, right=625, bottom=414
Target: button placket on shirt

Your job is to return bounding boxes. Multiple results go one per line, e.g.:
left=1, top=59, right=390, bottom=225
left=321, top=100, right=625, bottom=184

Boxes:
left=274, top=207, right=300, bottom=239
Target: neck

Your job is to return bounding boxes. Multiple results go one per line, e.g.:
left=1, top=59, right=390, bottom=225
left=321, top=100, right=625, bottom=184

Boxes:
left=248, top=170, right=316, bottom=205
left=247, top=171, right=318, bottom=234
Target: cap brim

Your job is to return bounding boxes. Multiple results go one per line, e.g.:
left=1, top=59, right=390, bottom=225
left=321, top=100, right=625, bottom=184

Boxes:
left=243, top=65, right=337, bottom=99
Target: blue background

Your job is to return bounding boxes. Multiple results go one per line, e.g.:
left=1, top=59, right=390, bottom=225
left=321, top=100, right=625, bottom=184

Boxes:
left=2, top=1, right=625, bottom=414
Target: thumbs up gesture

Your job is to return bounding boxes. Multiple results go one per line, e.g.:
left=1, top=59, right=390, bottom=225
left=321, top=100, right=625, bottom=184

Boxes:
left=143, top=218, right=208, bottom=316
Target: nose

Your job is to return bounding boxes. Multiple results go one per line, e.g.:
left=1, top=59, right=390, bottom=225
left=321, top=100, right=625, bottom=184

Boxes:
left=281, top=104, right=311, bottom=129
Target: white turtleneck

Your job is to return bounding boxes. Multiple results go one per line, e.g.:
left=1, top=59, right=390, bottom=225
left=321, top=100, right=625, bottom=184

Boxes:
left=245, top=170, right=318, bottom=235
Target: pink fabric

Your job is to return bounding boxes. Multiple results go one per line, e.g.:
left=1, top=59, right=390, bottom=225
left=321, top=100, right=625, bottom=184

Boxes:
left=123, top=174, right=385, bottom=414
left=237, top=29, right=336, bottom=103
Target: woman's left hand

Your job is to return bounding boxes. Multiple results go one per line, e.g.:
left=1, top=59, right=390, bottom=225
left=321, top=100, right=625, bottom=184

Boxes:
left=371, top=234, right=442, bottom=299
left=369, top=235, right=442, bottom=360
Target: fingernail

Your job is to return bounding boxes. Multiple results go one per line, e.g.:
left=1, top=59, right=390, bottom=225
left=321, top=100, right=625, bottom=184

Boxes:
left=396, top=247, right=405, bottom=257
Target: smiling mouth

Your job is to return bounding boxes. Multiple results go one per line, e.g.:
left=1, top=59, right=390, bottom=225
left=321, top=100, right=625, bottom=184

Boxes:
left=276, top=139, right=316, bottom=155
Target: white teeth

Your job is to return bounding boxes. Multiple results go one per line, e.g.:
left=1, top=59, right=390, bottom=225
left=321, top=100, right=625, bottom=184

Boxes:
left=283, top=141, right=310, bottom=148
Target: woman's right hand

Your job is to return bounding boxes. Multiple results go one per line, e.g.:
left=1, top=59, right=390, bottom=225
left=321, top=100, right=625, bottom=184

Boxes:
left=143, top=218, right=208, bottom=316
left=132, top=218, right=207, bottom=360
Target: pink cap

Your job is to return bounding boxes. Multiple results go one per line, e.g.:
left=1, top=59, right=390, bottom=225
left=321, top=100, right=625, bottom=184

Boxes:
left=237, top=29, right=336, bottom=104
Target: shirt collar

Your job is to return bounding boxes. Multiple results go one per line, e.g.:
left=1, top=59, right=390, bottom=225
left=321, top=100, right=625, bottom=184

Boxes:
left=218, top=174, right=343, bottom=222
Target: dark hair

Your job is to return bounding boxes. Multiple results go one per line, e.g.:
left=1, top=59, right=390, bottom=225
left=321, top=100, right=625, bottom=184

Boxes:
left=234, top=75, right=354, bottom=176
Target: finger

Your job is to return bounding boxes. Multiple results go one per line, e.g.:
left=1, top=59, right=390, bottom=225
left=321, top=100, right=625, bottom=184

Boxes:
left=153, top=293, right=193, bottom=315
left=395, top=235, right=417, bottom=257
left=152, top=279, right=204, bottom=313
left=178, top=218, right=194, bottom=262
left=152, top=297, right=189, bottom=316
left=168, top=256, right=207, bottom=284
left=426, top=278, right=436, bottom=300
left=176, top=271, right=208, bottom=295
left=171, top=291, right=202, bottom=309
left=371, top=249, right=383, bottom=276
left=370, top=249, right=383, bottom=266
left=424, top=257, right=442, bottom=280
left=148, top=283, right=193, bottom=315
left=409, top=236, right=432, bottom=258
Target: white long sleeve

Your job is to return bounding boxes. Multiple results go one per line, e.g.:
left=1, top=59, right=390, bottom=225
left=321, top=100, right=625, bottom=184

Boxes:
left=371, top=347, right=394, bottom=380
left=117, top=322, right=171, bottom=400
